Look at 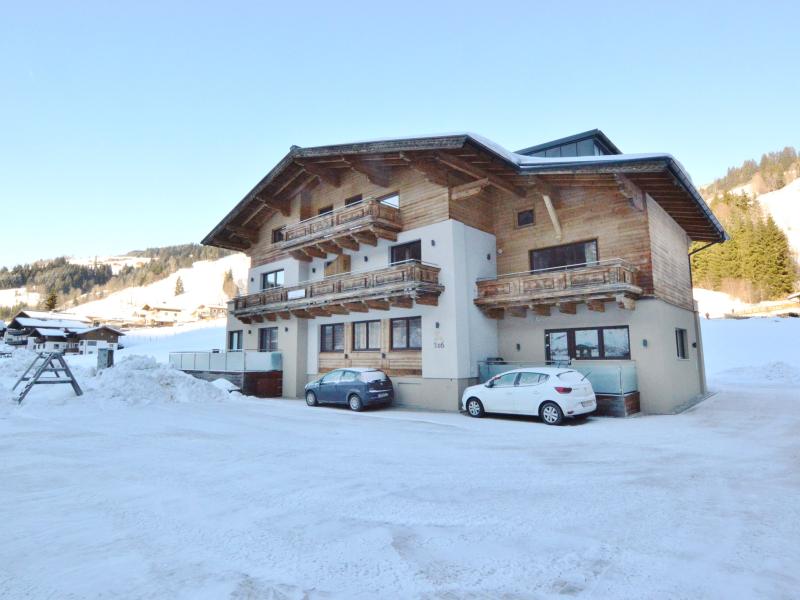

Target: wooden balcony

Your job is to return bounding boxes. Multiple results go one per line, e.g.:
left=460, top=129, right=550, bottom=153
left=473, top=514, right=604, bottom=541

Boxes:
left=281, top=199, right=402, bottom=261
left=475, top=259, right=642, bottom=318
left=232, top=261, right=444, bottom=321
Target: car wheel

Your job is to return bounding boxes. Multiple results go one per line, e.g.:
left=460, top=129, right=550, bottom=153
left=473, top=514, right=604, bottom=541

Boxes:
left=306, top=391, right=318, bottom=407
left=466, top=397, right=485, bottom=418
left=540, top=401, right=564, bottom=426
left=348, top=394, right=363, bottom=412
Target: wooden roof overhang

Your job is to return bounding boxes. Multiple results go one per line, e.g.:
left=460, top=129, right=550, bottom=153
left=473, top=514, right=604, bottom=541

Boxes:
left=203, top=135, right=726, bottom=250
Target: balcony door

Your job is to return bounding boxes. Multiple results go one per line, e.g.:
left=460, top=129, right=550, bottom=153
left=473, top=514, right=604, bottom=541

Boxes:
left=391, top=240, right=421, bottom=265
left=324, top=254, right=351, bottom=277
left=530, top=240, right=597, bottom=272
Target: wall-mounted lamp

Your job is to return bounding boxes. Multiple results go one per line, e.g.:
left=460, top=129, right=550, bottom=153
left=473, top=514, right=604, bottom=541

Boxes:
left=311, top=267, right=316, bottom=274
left=284, top=327, right=289, bottom=333
left=435, top=321, right=440, bottom=329
left=516, top=343, right=521, bottom=351
left=364, top=256, right=369, bottom=262
left=431, top=239, right=436, bottom=247
left=486, top=253, right=492, bottom=261
left=250, top=277, right=254, bottom=282
left=642, top=339, right=648, bottom=348
left=692, top=342, right=697, bottom=348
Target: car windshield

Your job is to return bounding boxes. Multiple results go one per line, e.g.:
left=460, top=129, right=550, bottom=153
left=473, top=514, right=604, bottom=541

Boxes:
left=359, top=371, right=387, bottom=382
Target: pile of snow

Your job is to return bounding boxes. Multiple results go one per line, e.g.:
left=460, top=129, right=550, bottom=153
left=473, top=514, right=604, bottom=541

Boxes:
left=117, top=319, right=226, bottom=362
left=67, top=253, right=249, bottom=322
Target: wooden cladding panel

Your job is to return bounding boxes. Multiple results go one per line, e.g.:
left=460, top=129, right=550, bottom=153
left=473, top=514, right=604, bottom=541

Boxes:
left=317, top=318, right=421, bottom=376
left=249, top=168, right=449, bottom=268
left=646, top=194, right=694, bottom=310
left=493, top=185, right=655, bottom=296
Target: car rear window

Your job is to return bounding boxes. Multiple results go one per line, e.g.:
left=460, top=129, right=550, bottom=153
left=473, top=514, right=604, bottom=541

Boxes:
left=359, top=371, right=388, bottom=383
left=557, top=370, right=586, bottom=383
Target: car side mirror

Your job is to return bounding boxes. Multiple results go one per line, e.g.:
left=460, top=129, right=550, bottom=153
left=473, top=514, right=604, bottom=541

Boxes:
left=485, top=380, right=494, bottom=388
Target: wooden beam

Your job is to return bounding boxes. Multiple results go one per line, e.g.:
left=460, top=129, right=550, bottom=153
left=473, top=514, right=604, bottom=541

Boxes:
left=333, top=235, right=359, bottom=251
left=365, top=299, right=390, bottom=311
left=616, top=295, right=636, bottom=311
left=615, top=174, right=645, bottom=211
left=317, top=241, right=342, bottom=255
left=587, top=299, right=606, bottom=313
left=485, top=308, right=505, bottom=319
left=226, top=224, right=260, bottom=242
left=343, top=301, right=369, bottom=313
left=307, top=307, right=332, bottom=317
left=401, top=153, right=450, bottom=187
left=542, top=194, right=562, bottom=241
left=255, top=194, right=291, bottom=217
left=434, top=152, right=526, bottom=198
left=290, top=309, right=312, bottom=319
left=238, top=316, right=252, bottom=324
left=346, top=158, right=391, bottom=187
left=277, top=310, right=292, bottom=320
left=506, top=305, right=527, bottom=318
left=250, top=314, right=264, bottom=323
left=303, top=245, right=327, bottom=259
left=327, top=304, right=350, bottom=315
left=533, top=305, right=551, bottom=317
left=390, top=296, right=413, bottom=309
left=216, top=236, right=250, bottom=251
left=415, top=294, right=439, bottom=306
left=274, top=173, right=319, bottom=206
left=295, top=160, right=341, bottom=188
left=352, top=231, right=377, bottom=246
left=557, top=302, right=577, bottom=315
left=450, top=177, right=489, bottom=201
left=265, top=313, right=278, bottom=322
left=290, top=249, right=312, bottom=262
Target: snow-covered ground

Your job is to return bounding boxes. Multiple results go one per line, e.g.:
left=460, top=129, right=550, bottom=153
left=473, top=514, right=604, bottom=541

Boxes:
left=0, top=286, right=41, bottom=309
left=67, top=253, right=249, bottom=321
left=693, top=288, right=752, bottom=318
left=0, top=317, right=798, bottom=598
left=758, top=177, right=800, bottom=260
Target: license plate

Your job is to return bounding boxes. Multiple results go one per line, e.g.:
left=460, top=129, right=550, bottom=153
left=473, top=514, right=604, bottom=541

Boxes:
left=377, top=392, right=389, bottom=398
left=581, top=400, right=594, bottom=407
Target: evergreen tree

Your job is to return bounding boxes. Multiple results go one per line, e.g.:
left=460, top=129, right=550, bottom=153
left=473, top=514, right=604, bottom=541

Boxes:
left=44, top=289, right=58, bottom=311
left=222, top=269, right=237, bottom=298
left=174, top=276, right=185, bottom=296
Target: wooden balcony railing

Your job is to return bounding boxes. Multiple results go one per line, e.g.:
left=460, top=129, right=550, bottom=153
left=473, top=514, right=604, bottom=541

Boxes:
left=232, top=260, right=443, bottom=321
left=281, top=198, right=402, bottom=261
left=474, top=259, right=642, bottom=318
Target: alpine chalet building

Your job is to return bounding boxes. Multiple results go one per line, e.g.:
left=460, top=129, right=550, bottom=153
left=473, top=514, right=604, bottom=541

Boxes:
left=203, top=130, right=726, bottom=414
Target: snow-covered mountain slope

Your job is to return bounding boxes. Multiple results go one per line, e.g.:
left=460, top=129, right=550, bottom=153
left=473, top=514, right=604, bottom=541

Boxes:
left=0, top=287, right=41, bottom=309
left=69, top=253, right=249, bottom=321
left=756, top=177, right=800, bottom=259
left=68, top=254, right=152, bottom=275
left=693, top=288, right=752, bottom=318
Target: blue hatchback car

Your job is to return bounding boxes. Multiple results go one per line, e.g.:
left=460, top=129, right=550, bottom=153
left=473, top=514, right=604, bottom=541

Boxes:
left=304, top=368, right=394, bottom=411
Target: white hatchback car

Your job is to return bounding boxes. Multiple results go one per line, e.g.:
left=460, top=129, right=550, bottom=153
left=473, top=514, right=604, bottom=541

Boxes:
left=461, top=367, right=596, bottom=425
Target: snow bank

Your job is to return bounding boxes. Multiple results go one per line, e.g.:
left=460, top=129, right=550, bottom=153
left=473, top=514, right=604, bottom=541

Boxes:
left=693, top=288, right=751, bottom=318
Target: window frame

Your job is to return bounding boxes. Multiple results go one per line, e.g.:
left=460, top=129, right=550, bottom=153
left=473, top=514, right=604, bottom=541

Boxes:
left=271, top=227, right=284, bottom=244
left=529, top=239, right=599, bottom=272
left=258, top=326, right=279, bottom=352
left=318, top=205, right=334, bottom=216
left=344, top=194, right=363, bottom=206
left=320, top=323, right=344, bottom=353
left=390, top=240, right=422, bottom=265
left=227, top=330, right=243, bottom=352
left=675, top=328, right=689, bottom=360
left=390, top=316, right=422, bottom=351
left=260, top=269, right=284, bottom=290
left=352, top=319, right=381, bottom=352
left=544, top=326, right=630, bottom=361
left=516, top=208, right=535, bottom=228
left=378, top=192, right=400, bottom=208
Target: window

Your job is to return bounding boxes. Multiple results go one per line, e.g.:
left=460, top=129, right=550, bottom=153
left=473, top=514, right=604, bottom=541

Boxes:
left=379, top=193, right=399, bottom=208
left=344, top=194, right=362, bottom=206
left=530, top=240, right=598, bottom=271
left=391, top=316, right=422, bottom=350
left=545, top=326, right=630, bottom=361
left=320, top=323, right=344, bottom=352
left=258, top=327, right=278, bottom=351
left=321, top=370, right=342, bottom=384
left=228, top=330, right=243, bottom=351
left=318, top=205, right=333, bottom=215
left=353, top=320, right=381, bottom=351
left=517, top=372, right=547, bottom=386
left=88, top=341, right=97, bottom=346
left=261, top=269, right=284, bottom=290
left=271, top=227, right=284, bottom=244
left=676, top=328, right=689, bottom=359
left=491, top=372, right=518, bottom=387
left=390, top=240, right=421, bottom=265
left=340, top=370, right=358, bottom=382
left=516, top=209, right=534, bottom=227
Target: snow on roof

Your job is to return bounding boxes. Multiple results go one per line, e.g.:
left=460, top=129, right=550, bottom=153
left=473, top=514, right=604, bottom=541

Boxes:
left=16, top=317, right=92, bottom=329
left=19, top=310, right=91, bottom=323
left=33, top=327, right=69, bottom=338
left=76, top=325, right=125, bottom=336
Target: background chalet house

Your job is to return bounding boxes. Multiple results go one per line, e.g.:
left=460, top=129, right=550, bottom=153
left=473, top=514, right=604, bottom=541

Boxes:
left=203, top=130, right=725, bottom=414
left=4, top=310, right=124, bottom=354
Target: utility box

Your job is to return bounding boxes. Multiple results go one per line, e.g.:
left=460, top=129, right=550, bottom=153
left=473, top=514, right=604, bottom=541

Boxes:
left=97, top=348, right=114, bottom=370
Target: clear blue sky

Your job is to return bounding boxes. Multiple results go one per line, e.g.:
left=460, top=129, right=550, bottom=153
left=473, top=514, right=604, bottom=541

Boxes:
left=2, top=1, right=798, bottom=267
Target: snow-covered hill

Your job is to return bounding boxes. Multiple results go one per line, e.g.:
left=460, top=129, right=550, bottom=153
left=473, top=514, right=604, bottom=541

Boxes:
left=0, top=287, right=41, bottom=309
left=69, top=253, right=249, bottom=322
left=756, top=177, right=800, bottom=259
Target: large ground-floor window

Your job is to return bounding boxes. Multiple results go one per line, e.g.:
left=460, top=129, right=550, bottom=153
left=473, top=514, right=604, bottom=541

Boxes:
left=320, top=323, right=344, bottom=353
left=353, top=320, right=381, bottom=351
left=258, top=327, right=278, bottom=352
left=391, top=316, right=422, bottom=350
left=545, top=326, right=630, bottom=361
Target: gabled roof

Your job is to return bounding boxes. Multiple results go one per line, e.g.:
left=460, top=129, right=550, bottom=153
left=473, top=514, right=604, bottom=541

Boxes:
left=13, top=317, right=91, bottom=330
left=203, top=132, right=726, bottom=247
left=15, top=310, right=91, bottom=323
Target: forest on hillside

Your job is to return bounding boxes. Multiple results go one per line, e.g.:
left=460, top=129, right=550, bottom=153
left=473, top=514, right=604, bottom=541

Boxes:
left=0, top=244, right=234, bottom=319
left=691, top=192, right=796, bottom=302
left=703, top=146, right=799, bottom=196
